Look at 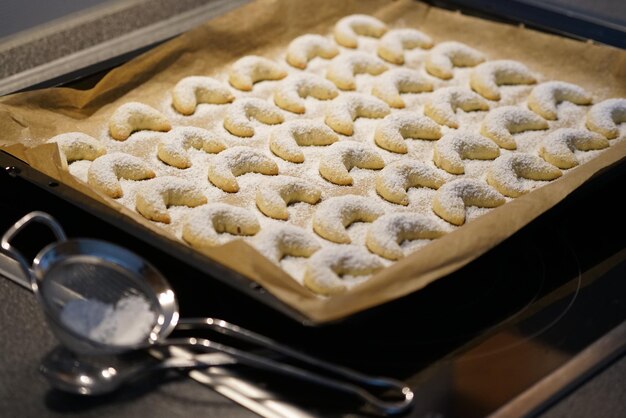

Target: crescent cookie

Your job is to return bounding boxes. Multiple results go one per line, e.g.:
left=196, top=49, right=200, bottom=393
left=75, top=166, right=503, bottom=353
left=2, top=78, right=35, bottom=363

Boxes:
left=182, top=203, right=260, bottom=248
left=312, top=195, right=384, bottom=244
left=480, top=106, right=549, bottom=150
left=433, top=131, right=500, bottom=175
left=432, top=178, right=506, bottom=226
left=365, top=213, right=449, bottom=260
left=371, top=68, right=434, bottom=109
left=374, top=111, right=442, bottom=154
left=253, top=224, right=321, bottom=263
left=171, top=76, right=234, bottom=115
left=256, top=176, right=322, bottom=220
left=135, top=176, right=207, bottom=224
left=376, top=28, right=433, bottom=65
left=228, top=55, right=287, bottom=91
left=333, top=14, right=387, bottom=48
left=319, top=141, right=385, bottom=185
left=423, top=87, right=490, bottom=128
left=208, top=146, right=278, bottom=193
left=87, top=152, right=155, bottom=198
left=527, top=81, right=592, bottom=120
left=425, top=41, right=485, bottom=80
left=223, top=98, right=284, bottom=137
left=487, top=153, right=562, bottom=198
left=48, top=132, right=106, bottom=163
left=325, top=93, right=390, bottom=136
left=108, top=102, right=171, bottom=141
left=585, top=98, right=626, bottom=139
left=285, top=34, right=339, bottom=69
left=157, top=127, right=226, bottom=169
left=269, top=120, right=338, bottom=163
left=376, top=160, right=448, bottom=205
left=470, top=60, right=536, bottom=101
left=326, top=52, right=388, bottom=91
left=538, top=128, right=609, bottom=169
left=273, top=73, right=338, bottom=114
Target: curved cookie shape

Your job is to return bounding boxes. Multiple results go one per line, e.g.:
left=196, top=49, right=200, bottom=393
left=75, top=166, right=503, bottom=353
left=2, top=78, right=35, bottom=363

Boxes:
left=208, top=146, right=278, bottom=193
left=88, top=152, right=155, bottom=198
left=425, top=41, right=485, bottom=80
left=527, top=81, right=592, bottom=120
left=312, top=195, right=384, bottom=244
left=423, top=87, right=490, bottom=128
left=274, top=73, right=338, bottom=114
left=135, top=176, right=207, bottom=224
left=374, top=111, right=442, bottom=154
left=48, top=132, right=106, bottom=163
left=326, top=52, right=388, bottom=91
left=333, top=14, right=387, bottom=48
left=377, top=28, right=433, bottom=65
left=171, top=76, right=234, bottom=115
left=376, top=160, right=447, bottom=205
left=433, top=131, right=500, bottom=175
left=254, top=224, right=321, bottom=263
left=286, top=34, right=339, bottom=69
left=586, top=98, right=626, bottom=139
left=228, top=55, right=287, bottom=91
left=319, top=141, right=385, bottom=185
left=470, top=60, right=536, bottom=101
left=256, top=176, right=322, bottom=220
left=371, top=68, right=433, bottom=108
left=325, top=93, right=390, bottom=136
left=223, top=98, right=284, bottom=137
left=538, top=128, right=609, bottom=169
left=366, top=213, right=449, bottom=260
left=432, top=178, right=506, bottom=225
left=157, top=127, right=227, bottom=169
left=480, top=106, right=549, bottom=150
left=109, top=102, right=171, bottom=141
left=182, top=203, right=260, bottom=248
left=487, top=153, right=562, bottom=198
left=269, top=120, right=339, bottom=163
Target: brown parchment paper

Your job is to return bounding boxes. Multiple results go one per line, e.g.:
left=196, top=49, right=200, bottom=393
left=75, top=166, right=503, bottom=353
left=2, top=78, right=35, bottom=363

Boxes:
left=1, top=0, right=625, bottom=323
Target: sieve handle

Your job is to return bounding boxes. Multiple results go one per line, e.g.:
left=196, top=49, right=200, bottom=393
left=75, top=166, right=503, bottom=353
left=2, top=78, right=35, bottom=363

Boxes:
left=0, top=211, right=67, bottom=290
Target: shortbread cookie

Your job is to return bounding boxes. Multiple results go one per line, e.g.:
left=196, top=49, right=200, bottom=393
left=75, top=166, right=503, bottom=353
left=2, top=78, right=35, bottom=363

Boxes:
left=326, top=52, right=388, bottom=91
left=527, top=81, right=592, bottom=120
left=432, top=178, right=506, bottom=225
left=182, top=203, right=260, bottom=248
left=223, top=98, right=284, bottom=137
left=253, top=224, right=321, bottom=263
left=208, top=146, right=278, bottom=193
left=135, top=176, right=207, bottom=224
left=171, top=76, right=234, bottom=115
left=274, top=73, right=338, bottom=114
left=585, top=98, right=626, bottom=139
left=424, top=87, right=490, bottom=128
left=109, top=102, right=171, bottom=141
left=371, top=68, right=434, bottom=108
left=487, top=153, right=562, bottom=198
left=256, top=176, right=322, bottom=220
left=433, top=131, right=500, bottom=174
left=88, top=152, right=155, bottom=198
left=319, top=141, right=385, bottom=185
left=285, top=34, right=339, bottom=69
left=312, top=195, right=384, bottom=243
left=269, top=120, right=338, bottom=163
left=325, top=93, right=390, bottom=135
left=366, top=213, right=449, bottom=260
left=377, top=28, right=433, bottom=65
left=376, top=161, right=447, bottom=205
left=470, top=60, right=536, bottom=101
left=157, top=127, right=226, bottom=169
left=538, top=128, right=609, bottom=169
left=333, top=14, right=387, bottom=48
left=228, top=55, right=287, bottom=91
left=48, top=132, right=106, bottom=163
left=374, top=111, right=442, bottom=154
left=480, top=106, right=549, bottom=150
left=425, top=41, right=485, bottom=80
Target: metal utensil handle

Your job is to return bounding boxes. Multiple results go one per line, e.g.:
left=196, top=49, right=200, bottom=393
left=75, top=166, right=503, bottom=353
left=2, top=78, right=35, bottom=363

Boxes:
left=0, top=211, right=67, bottom=289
